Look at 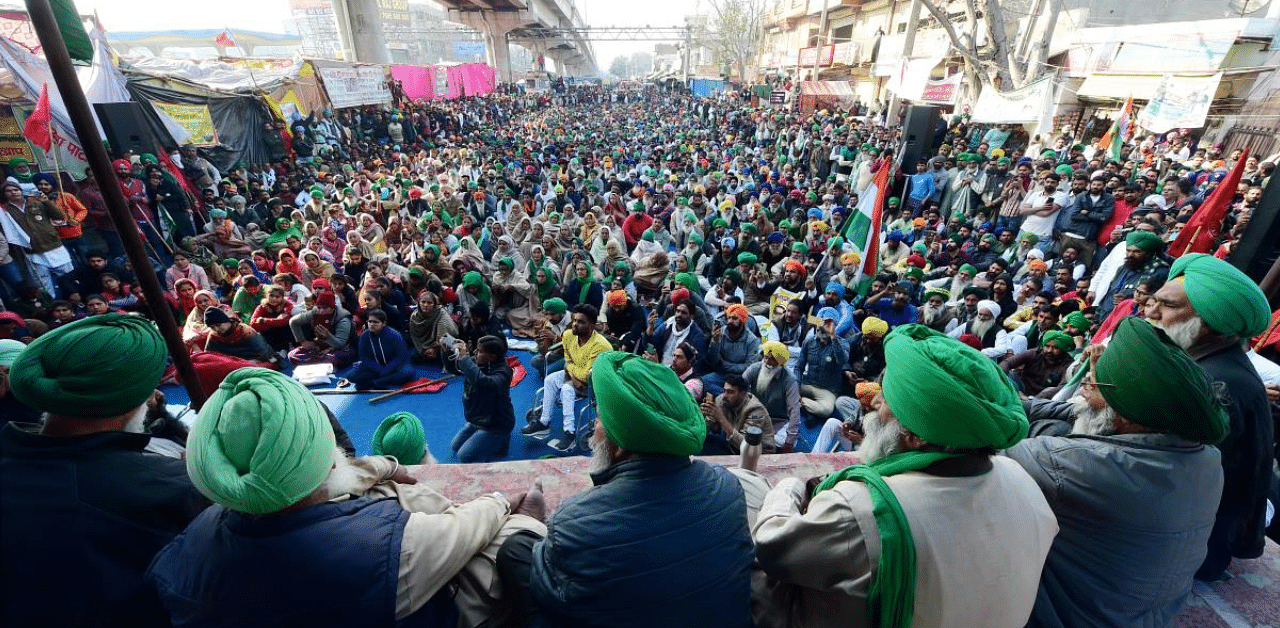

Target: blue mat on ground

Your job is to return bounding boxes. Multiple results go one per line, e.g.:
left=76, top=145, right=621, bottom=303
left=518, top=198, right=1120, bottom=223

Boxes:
left=160, top=351, right=828, bottom=463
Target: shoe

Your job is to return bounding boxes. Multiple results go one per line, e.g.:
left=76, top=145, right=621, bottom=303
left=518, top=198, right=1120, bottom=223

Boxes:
left=554, top=432, right=576, bottom=451
left=522, top=422, right=550, bottom=437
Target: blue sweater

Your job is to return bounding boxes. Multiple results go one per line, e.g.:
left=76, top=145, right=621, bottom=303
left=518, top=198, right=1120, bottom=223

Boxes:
left=357, top=327, right=411, bottom=375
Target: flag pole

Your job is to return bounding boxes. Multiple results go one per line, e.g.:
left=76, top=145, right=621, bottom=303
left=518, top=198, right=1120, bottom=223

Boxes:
left=24, top=0, right=207, bottom=408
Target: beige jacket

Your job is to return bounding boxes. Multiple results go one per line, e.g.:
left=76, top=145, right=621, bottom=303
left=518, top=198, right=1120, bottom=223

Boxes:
left=752, top=456, right=1058, bottom=628
left=343, top=456, right=548, bottom=627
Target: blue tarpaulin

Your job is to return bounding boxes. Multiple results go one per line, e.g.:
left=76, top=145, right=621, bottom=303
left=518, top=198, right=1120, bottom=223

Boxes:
left=690, top=78, right=726, bottom=98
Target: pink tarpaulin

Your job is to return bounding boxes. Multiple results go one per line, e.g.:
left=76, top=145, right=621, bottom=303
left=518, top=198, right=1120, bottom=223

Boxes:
left=391, top=63, right=497, bottom=101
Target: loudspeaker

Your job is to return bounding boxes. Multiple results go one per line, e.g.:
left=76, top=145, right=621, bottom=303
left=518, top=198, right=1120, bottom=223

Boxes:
left=1231, top=173, right=1280, bottom=292
left=93, top=102, right=154, bottom=156
left=898, top=105, right=941, bottom=169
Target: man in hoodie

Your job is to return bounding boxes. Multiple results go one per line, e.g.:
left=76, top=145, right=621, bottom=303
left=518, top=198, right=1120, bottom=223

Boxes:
left=345, top=309, right=414, bottom=391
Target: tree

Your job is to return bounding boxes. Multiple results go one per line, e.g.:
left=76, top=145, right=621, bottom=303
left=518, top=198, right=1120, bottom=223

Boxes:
left=915, top=0, right=1057, bottom=93
left=629, top=51, right=654, bottom=77
left=609, top=55, right=632, bottom=79
left=703, top=0, right=775, bottom=82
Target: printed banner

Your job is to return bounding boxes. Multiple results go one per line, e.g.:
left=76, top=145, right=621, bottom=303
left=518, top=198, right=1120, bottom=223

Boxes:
left=453, top=41, right=486, bottom=57
left=152, top=102, right=219, bottom=145
left=11, top=104, right=88, bottom=175
left=798, top=45, right=835, bottom=67
left=919, top=73, right=961, bottom=104
left=316, top=63, right=391, bottom=109
left=0, top=105, right=35, bottom=162
left=970, top=77, right=1054, bottom=124
left=1135, top=73, right=1221, bottom=133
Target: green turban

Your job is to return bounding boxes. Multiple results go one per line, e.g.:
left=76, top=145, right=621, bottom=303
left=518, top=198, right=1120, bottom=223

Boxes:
left=10, top=314, right=167, bottom=418
left=675, top=272, right=701, bottom=294
left=712, top=218, right=729, bottom=229
left=1125, top=230, right=1164, bottom=254
left=187, top=368, right=337, bottom=515
left=642, top=229, right=655, bottom=242
left=1096, top=318, right=1228, bottom=444
left=593, top=352, right=704, bottom=455
left=683, top=210, right=696, bottom=223
left=792, top=242, right=809, bottom=255
left=1040, top=330, right=1073, bottom=352
left=689, top=231, right=704, bottom=245
left=1019, top=232, right=1040, bottom=244
left=0, top=338, right=25, bottom=368
left=372, top=412, right=426, bottom=464
left=613, top=260, right=631, bottom=275
left=959, top=263, right=978, bottom=276
left=880, top=324, right=1028, bottom=450
left=904, top=266, right=924, bottom=280
left=742, top=223, right=757, bottom=233
left=1055, top=164, right=1075, bottom=178
left=542, top=297, right=568, bottom=314
left=1064, top=311, right=1089, bottom=332
left=425, top=243, right=441, bottom=257
left=828, top=236, right=844, bottom=250
left=1169, top=253, right=1270, bottom=338
left=738, top=252, right=758, bottom=266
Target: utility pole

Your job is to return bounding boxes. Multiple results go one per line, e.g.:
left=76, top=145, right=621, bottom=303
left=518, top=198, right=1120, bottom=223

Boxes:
left=886, top=0, right=922, bottom=127
left=682, top=22, right=692, bottom=88
left=24, top=0, right=208, bottom=408
left=812, top=0, right=830, bottom=80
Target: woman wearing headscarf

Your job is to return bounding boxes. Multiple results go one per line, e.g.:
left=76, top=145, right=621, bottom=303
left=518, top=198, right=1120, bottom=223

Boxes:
left=449, top=236, right=489, bottom=275
left=530, top=265, right=560, bottom=304
left=579, top=211, right=601, bottom=245
left=357, top=213, right=386, bottom=253
left=345, top=228, right=376, bottom=261
left=320, top=226, right=346, bottom=261
left=630, top=229, right=665, bottom=266
left=491, top=257, right=540, bottom=338
left=179, top=236, right=226, bottom=284
left=165, top=249, right=211, bottom=294
left=172, top=278, right=200, bottom=321
left=457, top=270, right=492, bottom=316
left=300, top=249, right=337, bottom=288
left=275, top=248, right=305, bottom=279
left=518, top=221, right=546, bottom=260
left=491, top=235, right=526, bottom=272
left=263, top=217, right=302, bottom=255
left=183, top=289, right=226, bottom=348
left=563, top=259, right=604, bottom=312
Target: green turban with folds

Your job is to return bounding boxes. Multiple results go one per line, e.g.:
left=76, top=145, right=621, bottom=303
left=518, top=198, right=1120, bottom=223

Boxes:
left=1064, top=311, right=1089, bottom=333
left=689, top=231, right=704, bottom=245
left=959, top=263, right=978, bottom=276
left=738, top=252, right=758, bottom=266
left=712, top=218, right=729, bottom=229
left=1125, top=230, right=1164, bottom=254
left=792, top=242, right=809, bottom=255
left=0, top=339, right=25, bottom=367
left=880, top=324, right=1028, bottom=450
left=593, top=352, right=704, bottom=455
left=187, top=368, right=337, bottom=515
left=1169, top=253, right=1270, bottom=338
left=9, top=314, right=168, bottom=418
left=1096, top=318, right=1228, bottom=444
left=904, top=266, right=924, bottom=280
left=642, top=229, right=655, bottom=242
left=542, top=297, right=568, bottom=315
left=372, top=412, right=426, bottom=464
left=675, top=272, right=701, bottom=295
left=1040, top=330, right=1073, bottom=352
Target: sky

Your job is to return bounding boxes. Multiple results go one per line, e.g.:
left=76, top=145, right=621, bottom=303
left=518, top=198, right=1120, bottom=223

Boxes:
left=80, top=0, right=692, bottom=67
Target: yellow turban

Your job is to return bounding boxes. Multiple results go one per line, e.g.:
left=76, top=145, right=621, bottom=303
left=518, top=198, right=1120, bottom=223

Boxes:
left=840, top=251, right=861, bottom=266
left=762, top=340, right=790, bottom=364
left=862, top=317, right=889, bottom=338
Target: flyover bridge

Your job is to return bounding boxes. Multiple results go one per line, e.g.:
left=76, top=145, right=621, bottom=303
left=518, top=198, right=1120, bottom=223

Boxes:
left=436, top=0, right=596, bottom=83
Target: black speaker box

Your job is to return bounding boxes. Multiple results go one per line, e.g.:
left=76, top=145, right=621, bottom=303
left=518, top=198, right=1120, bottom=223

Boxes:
left=93, top=102, right=154, bottom=157
left=899, top=104, right=941, bottom=169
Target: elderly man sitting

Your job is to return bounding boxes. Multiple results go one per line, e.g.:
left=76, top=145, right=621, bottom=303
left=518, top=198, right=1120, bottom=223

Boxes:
left=744, top=340, right=803, bottom=452
left=147, top=368, right=545, bottom=627
left=947, top=298, right=1009, bottom=359
left=1145, top=253, right=1273, bottom=581
left=496, top=352, right=755, bottom=628
left=752, top=325, right=1058, bottom=628
left=2, top=316, right=208, bottom=627
left=1008, top=318, right=1228, bottom=627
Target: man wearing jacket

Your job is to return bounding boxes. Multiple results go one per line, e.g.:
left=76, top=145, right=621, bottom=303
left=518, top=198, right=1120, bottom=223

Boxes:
left=1058, top=177, right=1113, bottom=262
left=497, top=352, right=755, bottom=628
left=344, top=309, right=414, bottom=391
left=450, top=335, right=516, bottom=463
left=1008, top=318, right=1228, bottom=627
left=701, top=303, right=762, bottom=396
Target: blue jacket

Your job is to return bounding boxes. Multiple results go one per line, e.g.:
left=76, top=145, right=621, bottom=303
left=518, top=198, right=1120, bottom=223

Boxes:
left=529, top=457, right=754, bottom=628
left=357, top=327, right=412, bottom=376
left=148, top=497, right=453, bottom=627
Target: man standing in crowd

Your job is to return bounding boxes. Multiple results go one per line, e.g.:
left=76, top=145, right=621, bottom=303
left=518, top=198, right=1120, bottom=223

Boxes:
left=524, top=303, right=612, bottom=451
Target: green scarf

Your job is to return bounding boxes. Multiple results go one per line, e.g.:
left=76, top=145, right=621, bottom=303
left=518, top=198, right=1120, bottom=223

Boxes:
left=577, top=279, right=597, bottom=305
left=813, top=450, right=964, bottom=628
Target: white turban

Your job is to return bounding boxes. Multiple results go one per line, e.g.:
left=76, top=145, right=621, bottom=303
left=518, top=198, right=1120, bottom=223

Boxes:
left=976, top=300, right=1001, bottom=317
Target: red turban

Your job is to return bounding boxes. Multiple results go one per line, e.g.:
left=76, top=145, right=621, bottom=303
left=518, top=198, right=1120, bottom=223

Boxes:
left=784, top=259, right=807, bottom=277
left=607, top=290, right=628, bottom=309
left=671, top=287, right=691, bottom=307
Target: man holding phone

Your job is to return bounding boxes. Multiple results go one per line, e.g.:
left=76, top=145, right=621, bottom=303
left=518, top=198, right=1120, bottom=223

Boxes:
left=0, top=180, right=74, bottom=298
left=1017, top=172, right=1068, bottom=251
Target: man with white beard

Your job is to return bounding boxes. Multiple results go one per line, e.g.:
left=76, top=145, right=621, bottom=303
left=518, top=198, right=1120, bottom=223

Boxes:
left=918, top=287, right=954, bottom=331
left=752, top=324, right=1057, bottom=628
left=1008, top=317, right=1229, bottom=627
left=1144, top=253, right=1274, bottom=582
left=497, top=352, right=756, bottom=628
left=948, top=299, right=1009, bottom=359
left=945, top=285, right=986, bottom=331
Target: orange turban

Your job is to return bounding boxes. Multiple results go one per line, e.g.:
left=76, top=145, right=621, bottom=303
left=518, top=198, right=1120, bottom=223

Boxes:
left=725, top=304, right=749, bottom=323
left=607, top=290, right=628, bottom=309
left=855, top=382, right=883, bottom=409
left=784, top=259, right=807, bottom=277
left=1028, top=259, right=1049, bottom=272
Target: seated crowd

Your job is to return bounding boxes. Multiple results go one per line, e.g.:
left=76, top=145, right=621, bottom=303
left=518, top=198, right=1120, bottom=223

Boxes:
left=1, top=85, right=1276, bottom=627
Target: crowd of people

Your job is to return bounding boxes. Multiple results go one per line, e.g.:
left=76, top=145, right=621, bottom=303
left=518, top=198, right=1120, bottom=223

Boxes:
left=1, top=82, right=1278, bottom=627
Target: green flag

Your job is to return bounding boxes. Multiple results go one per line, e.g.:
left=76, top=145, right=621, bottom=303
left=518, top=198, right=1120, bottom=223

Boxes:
left=51, top=0, right=94, bottom=65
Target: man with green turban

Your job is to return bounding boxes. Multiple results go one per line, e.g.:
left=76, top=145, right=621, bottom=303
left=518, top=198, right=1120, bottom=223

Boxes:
left=999, top=329, right=1074, bottom=396
left=1095, top=227, right=1170, bottom=320
left=149, top=368, right=546, bottom=626
left=1146, top=253, right=1273, bottom=581
left=1009, top=317, right=1229, bottom=627
left=2, top=315, right=208, bottom=626
left=496, top=352, right=756, bottom=628
left=754, top=325, right=1057, bottom=628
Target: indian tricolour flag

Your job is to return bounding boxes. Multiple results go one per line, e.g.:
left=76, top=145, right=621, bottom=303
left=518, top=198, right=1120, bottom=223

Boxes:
left=1097, top=95, right=1133, bottom=163
left=839, top=162, right=891, bottom=294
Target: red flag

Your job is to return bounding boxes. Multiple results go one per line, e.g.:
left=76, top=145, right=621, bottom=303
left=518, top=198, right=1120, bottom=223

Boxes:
left=22, top=83, right=52, bottom=152
left=215, top=30, right=236, bottom=49
left=1168, top=149, right=1250, bottom=258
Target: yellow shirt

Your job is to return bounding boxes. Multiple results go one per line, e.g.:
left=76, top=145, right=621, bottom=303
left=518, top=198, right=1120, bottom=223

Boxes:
left=562, top=329, right=612, bottom=383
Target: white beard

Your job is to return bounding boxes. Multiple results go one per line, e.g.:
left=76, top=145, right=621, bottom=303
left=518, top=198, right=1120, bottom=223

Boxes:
left=122, top=405, right=148, bottom=434
left=1068, top=395, right=1119, bottom=436
left=922, top=303, right=945, bottom=325
left=858, top=411, right=903, bottom=462
left=1152, top=316, right=1204, bottom=351
left=587, top=429, right=615, bottom=475
left=322, top=448, right=368, bottom=498
left=969, top=317, right=995, bottom=340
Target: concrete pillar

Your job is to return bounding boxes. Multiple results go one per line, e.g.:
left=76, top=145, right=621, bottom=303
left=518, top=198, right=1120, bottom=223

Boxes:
left=450, top=9, right=528, bottom=84
left=335, top=0, right=390, bottom=64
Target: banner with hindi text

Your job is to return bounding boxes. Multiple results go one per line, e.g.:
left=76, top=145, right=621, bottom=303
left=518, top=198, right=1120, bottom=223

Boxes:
left=152, top=102, right=219, bottom=145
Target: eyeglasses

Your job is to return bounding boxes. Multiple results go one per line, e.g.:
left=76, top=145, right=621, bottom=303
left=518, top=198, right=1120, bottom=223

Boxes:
left=1080, top=378, right=1116, bottom=391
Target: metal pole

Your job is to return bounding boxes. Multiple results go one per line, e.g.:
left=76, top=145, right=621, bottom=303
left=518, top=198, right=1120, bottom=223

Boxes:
left=682, top=23, right=691, bottom=89
left=24, top=0, right=207, bottom=408
left=812, top=0, right=830, bottom=80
